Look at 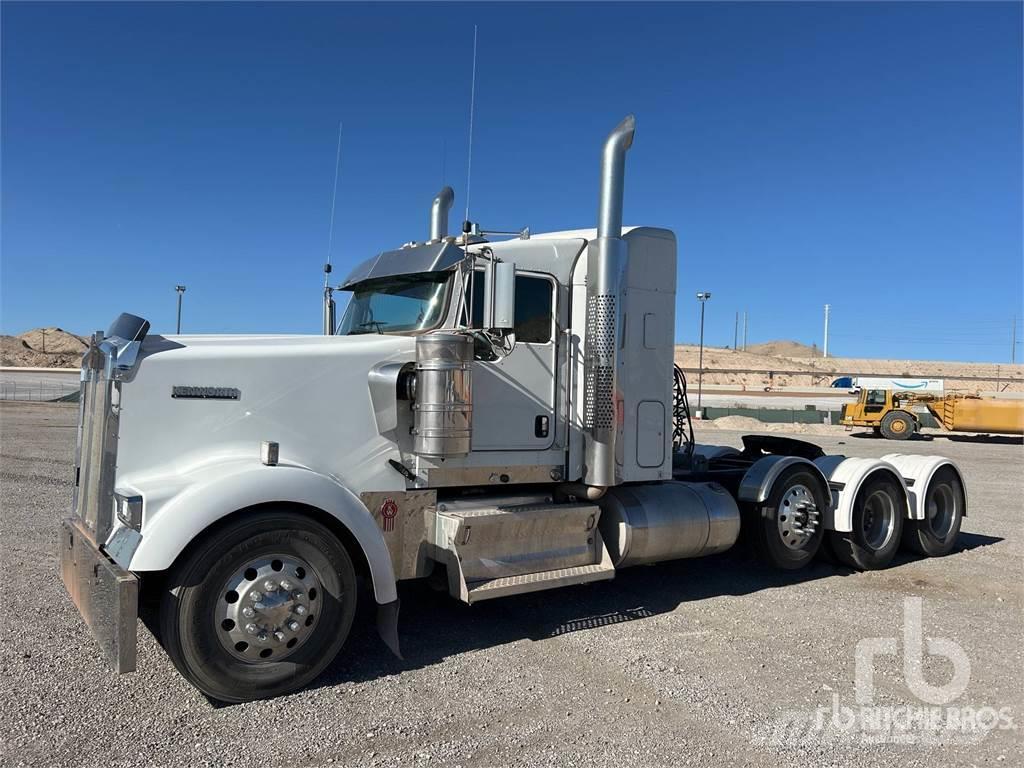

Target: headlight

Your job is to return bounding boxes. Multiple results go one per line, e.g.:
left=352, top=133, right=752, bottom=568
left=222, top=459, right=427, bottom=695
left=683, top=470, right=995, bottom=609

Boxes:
left=114, top=492, right=143, bottom=529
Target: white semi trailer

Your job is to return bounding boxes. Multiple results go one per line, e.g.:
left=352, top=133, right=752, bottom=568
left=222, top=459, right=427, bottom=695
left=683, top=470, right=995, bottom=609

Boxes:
left=61, top=117, right=967, bottom=702
left=853, top=377, right=945, bottom=393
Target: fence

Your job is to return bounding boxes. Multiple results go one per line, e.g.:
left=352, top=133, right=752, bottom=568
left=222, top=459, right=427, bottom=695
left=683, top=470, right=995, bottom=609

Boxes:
left=0, top=379, right=80, bottom=402
left=701, top=405, right=941, bottom=429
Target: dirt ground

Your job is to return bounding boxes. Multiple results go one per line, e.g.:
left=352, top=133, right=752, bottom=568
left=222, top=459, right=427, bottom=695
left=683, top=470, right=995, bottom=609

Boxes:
left=1, top=402, right=1021, bottom=767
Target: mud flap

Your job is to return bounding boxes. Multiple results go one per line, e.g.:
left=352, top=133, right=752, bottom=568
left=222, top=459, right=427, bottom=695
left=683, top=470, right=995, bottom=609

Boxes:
left=376, top=599, right=402, bottom=660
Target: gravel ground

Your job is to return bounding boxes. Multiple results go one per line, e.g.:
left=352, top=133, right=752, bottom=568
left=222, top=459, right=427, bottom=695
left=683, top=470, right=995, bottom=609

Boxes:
left=1, top=401, right=1021, bottom=767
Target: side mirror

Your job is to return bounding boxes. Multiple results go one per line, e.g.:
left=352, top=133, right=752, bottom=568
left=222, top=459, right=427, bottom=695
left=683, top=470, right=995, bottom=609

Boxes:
left=484, top=260, right=515, bottom=331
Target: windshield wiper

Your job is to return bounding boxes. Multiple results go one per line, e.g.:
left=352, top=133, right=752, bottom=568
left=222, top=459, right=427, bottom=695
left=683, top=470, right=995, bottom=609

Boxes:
left=357, top=321, right=390, bottom=335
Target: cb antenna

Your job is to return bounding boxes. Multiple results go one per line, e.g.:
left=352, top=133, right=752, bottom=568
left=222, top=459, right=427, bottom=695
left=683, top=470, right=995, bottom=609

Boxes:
left=323, top=120, right=343, bottom=334
left=324, top=120, right=343, bottom=286
left=463, top=25, right=478, bottom=233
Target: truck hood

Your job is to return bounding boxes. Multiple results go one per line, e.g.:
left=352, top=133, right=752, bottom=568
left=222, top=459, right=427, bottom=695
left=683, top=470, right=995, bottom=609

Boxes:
left=115, top=332, right=417, bottom=497
left=136, top=331, right=415, bottom=362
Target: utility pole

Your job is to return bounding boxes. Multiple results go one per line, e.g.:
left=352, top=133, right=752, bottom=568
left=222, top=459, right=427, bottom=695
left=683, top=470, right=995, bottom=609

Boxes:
left=696, top=292, right=712, bottom=415
left=823, top=303, right=831, bottom=359
left=1013, top=315, right=1017, bottom=364
left=733, top=311, right=739, bottom=351
left=742, top=311, right=748, bottom=351
left=175, top=285, right=187, bottom=334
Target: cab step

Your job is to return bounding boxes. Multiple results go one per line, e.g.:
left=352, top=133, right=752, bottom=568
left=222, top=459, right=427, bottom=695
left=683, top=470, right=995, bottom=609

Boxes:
left=465, top=561, right=615, bottom=603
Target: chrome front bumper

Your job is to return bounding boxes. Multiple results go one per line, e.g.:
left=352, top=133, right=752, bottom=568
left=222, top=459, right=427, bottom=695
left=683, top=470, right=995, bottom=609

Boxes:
left=60, top=517, right=138, bottom=673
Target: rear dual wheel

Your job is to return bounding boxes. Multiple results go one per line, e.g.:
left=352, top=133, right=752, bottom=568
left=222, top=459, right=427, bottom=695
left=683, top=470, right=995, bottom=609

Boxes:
left=828, top=475, right=904, bottom=570
left=901, top=466, right=964, bottom=557
left=160, top=512, right=357, bottom=703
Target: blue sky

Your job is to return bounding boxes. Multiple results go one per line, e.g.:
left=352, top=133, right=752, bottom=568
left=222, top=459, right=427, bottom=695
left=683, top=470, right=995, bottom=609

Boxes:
left=2, top=2, right=1021, bottom=362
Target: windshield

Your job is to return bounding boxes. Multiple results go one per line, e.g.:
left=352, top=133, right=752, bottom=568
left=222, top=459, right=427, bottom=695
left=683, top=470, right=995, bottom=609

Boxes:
left=338, top=272, right=451, bottom=335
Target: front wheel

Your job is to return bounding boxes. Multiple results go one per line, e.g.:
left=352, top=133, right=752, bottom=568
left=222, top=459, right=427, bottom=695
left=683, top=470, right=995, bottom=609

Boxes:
left=748, top=466, right=827, bottom=570
left=160, top=511, right=357, bottom=703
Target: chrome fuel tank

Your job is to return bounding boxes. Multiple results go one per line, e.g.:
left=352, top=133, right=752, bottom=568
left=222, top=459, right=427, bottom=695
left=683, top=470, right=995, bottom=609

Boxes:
left=597, top=481, right=741, bottom=567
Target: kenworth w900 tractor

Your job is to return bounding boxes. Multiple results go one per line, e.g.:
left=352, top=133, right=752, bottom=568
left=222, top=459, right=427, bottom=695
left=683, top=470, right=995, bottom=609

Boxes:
left=61, top=116, right=966, bottom=702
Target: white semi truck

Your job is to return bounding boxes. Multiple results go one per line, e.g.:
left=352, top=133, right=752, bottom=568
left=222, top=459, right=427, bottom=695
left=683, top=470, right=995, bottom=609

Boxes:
left=61, top=117, right=967, bottom=702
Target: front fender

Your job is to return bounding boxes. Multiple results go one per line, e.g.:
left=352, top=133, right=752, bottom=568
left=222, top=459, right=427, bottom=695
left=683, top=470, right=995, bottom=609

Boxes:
left=126, top=461, right=397, bottom=604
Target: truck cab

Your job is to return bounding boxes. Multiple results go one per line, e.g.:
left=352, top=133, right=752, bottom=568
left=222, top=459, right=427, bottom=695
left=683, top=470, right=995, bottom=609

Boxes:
left=331, top=224, right=678, bottom=485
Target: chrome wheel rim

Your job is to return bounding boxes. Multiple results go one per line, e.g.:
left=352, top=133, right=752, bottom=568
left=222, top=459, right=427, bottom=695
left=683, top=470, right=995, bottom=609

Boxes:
left=778, top=483, right=819, bottom=550
left=861, top=488, right=897, bottom=551
left=215, top=555, right=321, bottom=662
left=926, top=483, right=957, bottom=539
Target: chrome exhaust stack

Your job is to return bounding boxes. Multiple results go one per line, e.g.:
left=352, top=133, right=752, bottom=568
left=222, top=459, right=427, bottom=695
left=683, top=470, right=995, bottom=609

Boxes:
left=429, top=186, right=455, bottom=242
left=583, top=115, right=635, bottom=489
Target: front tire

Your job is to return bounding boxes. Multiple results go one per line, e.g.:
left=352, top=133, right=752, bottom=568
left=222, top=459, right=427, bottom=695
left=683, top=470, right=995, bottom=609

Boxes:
left=880, top=411, right=915, bottom=440
left=748, top=466, right=826, bottom=570
left=828, top=474, right=904, bottom=570
left=160, top=511, right=357, bottom=703
left=901, top=466, right=964, bottom=557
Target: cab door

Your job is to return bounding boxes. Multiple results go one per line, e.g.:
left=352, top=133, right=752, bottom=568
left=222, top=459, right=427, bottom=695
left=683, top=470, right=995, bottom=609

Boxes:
left=469, top=271, right=558, bottom=451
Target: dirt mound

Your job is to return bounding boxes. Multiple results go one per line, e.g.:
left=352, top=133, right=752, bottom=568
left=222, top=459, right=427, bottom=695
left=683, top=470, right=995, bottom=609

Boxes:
left=745, top=340, right=821, bottom=358
left=710, top=415, right=765, bottom=431
left=1, top=328, right=86, bottom=368
left=675, top=344, right=1024, bottom=393
left=19, top=328, right=87, bottom=355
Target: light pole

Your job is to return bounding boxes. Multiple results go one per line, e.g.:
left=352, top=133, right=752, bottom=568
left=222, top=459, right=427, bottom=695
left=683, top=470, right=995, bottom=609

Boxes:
left=823, top=303, right=831, bottom=359
left=696, top=292, right=711, bottom=416
left=175, top=285, right=187, bottom=334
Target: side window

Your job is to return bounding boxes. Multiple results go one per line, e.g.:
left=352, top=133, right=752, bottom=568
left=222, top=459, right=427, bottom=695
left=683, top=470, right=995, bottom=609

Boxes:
left=470, top=272, right=554, bottom=344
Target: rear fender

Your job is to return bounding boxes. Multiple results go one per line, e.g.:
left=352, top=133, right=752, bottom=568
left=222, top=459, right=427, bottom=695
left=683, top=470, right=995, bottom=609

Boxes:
left=881, top=453, right=968, bottom=521
left=737, top=455, right=831, bottom=511
left=125, top=460, right=398, bottom=604
left=813, top=456, right=910, bottom=532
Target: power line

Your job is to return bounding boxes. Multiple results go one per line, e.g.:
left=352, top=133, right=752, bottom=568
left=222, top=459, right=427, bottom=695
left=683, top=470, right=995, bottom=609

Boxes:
left=829, top=334, right=1016, bottom=347
left=823, top=303, right=830, bottom=359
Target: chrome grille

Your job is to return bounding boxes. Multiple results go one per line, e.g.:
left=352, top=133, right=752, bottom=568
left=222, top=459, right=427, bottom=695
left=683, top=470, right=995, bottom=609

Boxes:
left=72, top=337, right=119, bottom=545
